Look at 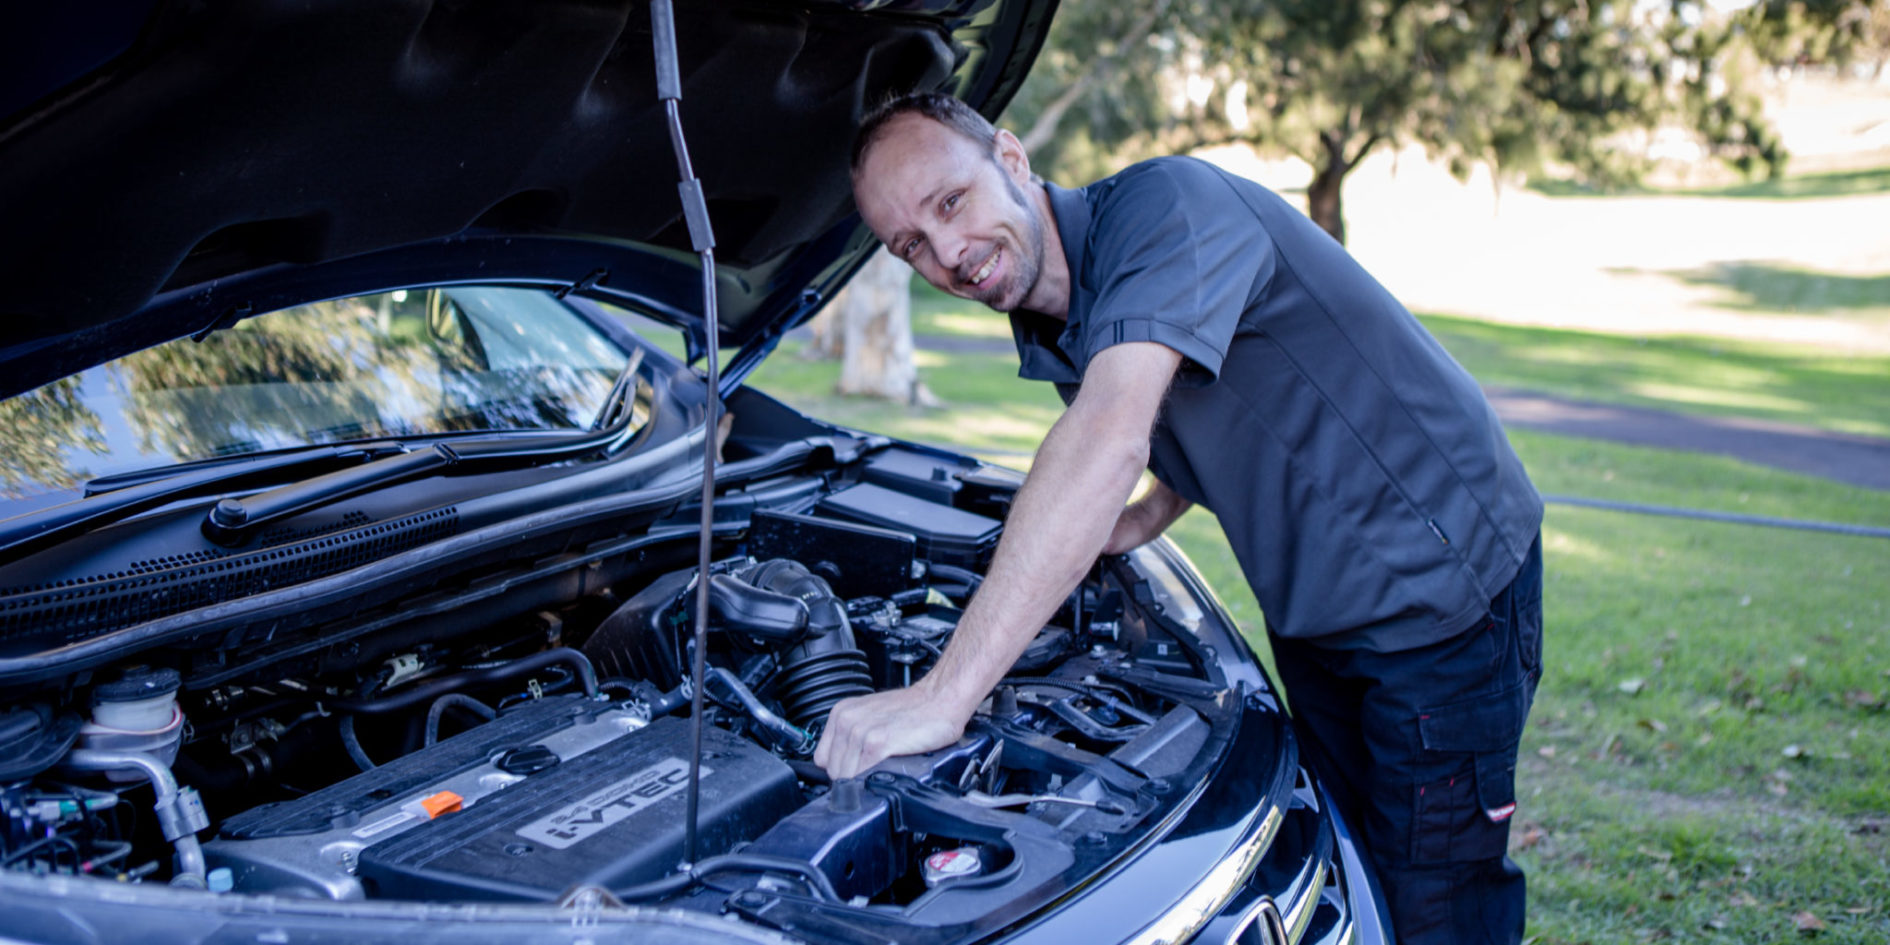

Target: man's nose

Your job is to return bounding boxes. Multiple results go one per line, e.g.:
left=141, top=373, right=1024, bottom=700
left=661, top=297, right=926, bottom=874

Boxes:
left=930, top=226, right=970, bottom=272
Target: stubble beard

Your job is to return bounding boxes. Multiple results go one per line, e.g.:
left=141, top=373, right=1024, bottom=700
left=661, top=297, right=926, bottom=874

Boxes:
left=978, top=171, right=1046, bottom=313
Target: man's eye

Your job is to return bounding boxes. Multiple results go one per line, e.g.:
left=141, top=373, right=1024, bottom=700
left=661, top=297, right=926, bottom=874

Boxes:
left=943, top=192, right=960, bottom=211
left=900, top=238, right=921, bottom=258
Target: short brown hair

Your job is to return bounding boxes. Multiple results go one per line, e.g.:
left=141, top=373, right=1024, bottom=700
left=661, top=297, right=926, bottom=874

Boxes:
left=850, top=91, right=998, bottom=176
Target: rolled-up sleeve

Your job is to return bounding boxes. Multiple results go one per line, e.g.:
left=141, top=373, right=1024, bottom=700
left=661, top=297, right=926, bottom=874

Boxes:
left=1077, top=159, right=1274, bottom=387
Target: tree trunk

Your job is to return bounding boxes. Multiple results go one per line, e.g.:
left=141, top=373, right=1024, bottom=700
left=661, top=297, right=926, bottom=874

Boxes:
left=1307, top=146, right=1349, bottom=245
left=804, top=291, right=845, bottom=360
left=809, top=249, right=937, bottom=405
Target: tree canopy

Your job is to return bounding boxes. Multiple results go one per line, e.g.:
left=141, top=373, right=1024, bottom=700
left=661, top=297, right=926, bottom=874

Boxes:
left=1006, top=0, right=1851, bottom=243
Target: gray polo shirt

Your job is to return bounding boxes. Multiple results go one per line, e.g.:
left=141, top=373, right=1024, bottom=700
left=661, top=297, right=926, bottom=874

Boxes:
left=1010, top=156, right=1542, bottom=652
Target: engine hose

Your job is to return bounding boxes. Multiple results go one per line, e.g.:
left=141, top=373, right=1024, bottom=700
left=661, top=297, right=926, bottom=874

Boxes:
left=330, top=647, right=599, bottom=715
left=423, top=693, right=498, bottom=747
left=735, top=558, right=875, bottom=730
left=925, top=562, right=983, bottom=592
left=612, top=852, right=841, bottom=903
left=337, top=715, right=376, bottom=772
left=775, top=648, right=873, bottom=732
left=703, top=667, right=813, bottom=755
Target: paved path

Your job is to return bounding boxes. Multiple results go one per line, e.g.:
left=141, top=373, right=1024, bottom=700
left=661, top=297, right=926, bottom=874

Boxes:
left=1489, top=387, right=1890, bottom=495
left=1483, top=388, right=1890, bottom=492
left=912, top=333, right=1890, bottom=492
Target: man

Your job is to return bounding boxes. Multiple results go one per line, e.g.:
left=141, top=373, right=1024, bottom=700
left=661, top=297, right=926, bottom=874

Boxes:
left=814, top=91, right=1544, bottom=945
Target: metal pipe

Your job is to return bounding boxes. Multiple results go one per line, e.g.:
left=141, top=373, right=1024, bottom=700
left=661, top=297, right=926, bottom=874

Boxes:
left=61, top=749, right=207, bottom=888
left=1543, top=494, right=1890, bottom=539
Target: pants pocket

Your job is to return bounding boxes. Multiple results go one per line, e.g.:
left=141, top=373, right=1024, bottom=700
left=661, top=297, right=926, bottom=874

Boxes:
left=1410, top=680, right=1527, bottom=866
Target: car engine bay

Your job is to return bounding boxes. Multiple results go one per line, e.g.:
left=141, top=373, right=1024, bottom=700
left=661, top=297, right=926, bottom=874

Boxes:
left=0, top=438, right=1255, bottom=932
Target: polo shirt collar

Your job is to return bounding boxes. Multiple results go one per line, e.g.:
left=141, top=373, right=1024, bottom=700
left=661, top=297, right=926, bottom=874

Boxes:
left=1009, top=180, right=1091, bottom=384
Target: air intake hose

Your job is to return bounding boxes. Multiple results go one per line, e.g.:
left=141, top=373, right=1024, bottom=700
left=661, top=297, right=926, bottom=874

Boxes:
left=743, top=559, right=873, bottom=731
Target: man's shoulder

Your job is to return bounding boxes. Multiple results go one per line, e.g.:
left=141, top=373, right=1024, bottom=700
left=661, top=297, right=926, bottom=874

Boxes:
left=1079, top=157, right=1277, bottom=237
left=1090, top=155, right=1257, bottom=204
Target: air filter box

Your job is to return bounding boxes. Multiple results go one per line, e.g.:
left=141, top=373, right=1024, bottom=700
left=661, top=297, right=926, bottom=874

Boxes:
left=817, top=483, right=1000, bottom=567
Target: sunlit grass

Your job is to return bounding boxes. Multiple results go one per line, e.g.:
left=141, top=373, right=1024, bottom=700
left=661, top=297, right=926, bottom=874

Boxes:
left=910, top=281, right=1014, bottom=339
left=743, top=336, right=1061, bottom=455
left=1419, top=314, right=1890, bottom=438
left=1674, top=261, right=1890, bottom=315
left=1513, top=429, right=1890, bottom=527
left=917, top=311, right=1015, bottom=341
left=1520, top=500, right=1889, bottom=943
left=1622, top=380, right=1814, bottom=416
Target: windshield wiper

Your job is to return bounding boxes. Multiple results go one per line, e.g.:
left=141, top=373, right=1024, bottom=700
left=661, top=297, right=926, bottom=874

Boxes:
left=200, top=400, right=656, bottom=546
left=1, top=348, right=659, bottom=563
left=203, top=348, right=658, bottom=543
left=2, top=412, right=648, bottom=566
left=590, top=347, right=646, bottom=431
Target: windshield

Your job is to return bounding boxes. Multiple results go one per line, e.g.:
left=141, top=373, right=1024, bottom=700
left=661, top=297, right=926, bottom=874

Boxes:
left=0, top=287, right=633, bottom=507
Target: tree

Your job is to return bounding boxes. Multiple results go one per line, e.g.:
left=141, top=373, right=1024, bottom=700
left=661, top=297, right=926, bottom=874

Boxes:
left=0, top=376, right=107, bottom=497
left=805, top=249, right=937, bottom=405
left=1008, top=0, right=1793, bottom=244
left=1740, top=0, right=1890, bottom=76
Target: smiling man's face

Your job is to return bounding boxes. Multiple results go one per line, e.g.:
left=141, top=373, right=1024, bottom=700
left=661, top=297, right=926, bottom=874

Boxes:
left=852, top=113, right=1049, bottom=314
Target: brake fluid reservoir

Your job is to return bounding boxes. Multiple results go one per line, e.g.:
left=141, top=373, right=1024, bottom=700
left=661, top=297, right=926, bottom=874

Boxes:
left=80, top=666, right=185, bottom=779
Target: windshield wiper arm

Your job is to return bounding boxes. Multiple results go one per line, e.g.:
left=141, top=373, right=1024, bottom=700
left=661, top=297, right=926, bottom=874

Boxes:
left=198, top=411, right=653, bottom=547
left=2, top=404, right=650, bottom=564
left=200, top=442, right=462, bottom=544
left=590, top=347, right=646, bottom=431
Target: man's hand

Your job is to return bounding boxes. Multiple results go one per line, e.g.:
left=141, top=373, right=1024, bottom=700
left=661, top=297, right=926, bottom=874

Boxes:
left=1102, top=478, right=1192, bottom=555
left=813, top=679, right=978, bottom=779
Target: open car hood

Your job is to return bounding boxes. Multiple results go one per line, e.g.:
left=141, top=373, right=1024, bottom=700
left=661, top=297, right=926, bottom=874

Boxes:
left=0, top=0, right=1055, bottom=399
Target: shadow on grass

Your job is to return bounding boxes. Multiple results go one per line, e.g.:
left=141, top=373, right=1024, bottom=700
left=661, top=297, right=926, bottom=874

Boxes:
left=1527, top=165, right=1890, bottom=200
left=1604, top=261, right=1890, bottom=314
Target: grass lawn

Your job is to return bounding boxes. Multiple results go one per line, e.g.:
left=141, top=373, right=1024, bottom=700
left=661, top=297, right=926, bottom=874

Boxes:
left=1417, top=314, right=1890, bottom=440
left=907, top=281, right=1890, bottom=439
left=1174, top=436, right=1890, bottom=943
left=744, top=289, right=1890, bottom=942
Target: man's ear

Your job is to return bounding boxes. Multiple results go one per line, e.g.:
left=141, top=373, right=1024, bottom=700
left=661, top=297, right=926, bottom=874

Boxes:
left=992, top=128, right=1033, bottom=185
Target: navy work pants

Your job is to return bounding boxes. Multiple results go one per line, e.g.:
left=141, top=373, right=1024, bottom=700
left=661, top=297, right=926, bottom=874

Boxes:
left=1271, top=536, right=1543, bottom=945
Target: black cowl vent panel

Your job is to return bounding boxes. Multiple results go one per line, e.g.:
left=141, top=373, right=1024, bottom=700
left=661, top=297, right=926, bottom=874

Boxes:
left=0, top=507, right=458, bottom=646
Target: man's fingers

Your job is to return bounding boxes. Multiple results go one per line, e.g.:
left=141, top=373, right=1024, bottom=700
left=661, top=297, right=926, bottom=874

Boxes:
left=816, top=688, right=970, bottom=779
left=817, top=694, right=868, bottom=778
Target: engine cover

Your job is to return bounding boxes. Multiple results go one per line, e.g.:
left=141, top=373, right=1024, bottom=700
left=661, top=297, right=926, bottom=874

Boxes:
left=206, top=697, right=797, bottom=902
left=359, top=716, right=796, bottom=901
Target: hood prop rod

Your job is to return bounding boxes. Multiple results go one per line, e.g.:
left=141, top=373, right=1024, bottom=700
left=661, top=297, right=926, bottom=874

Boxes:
left=649, top=0, right=721, bottom=868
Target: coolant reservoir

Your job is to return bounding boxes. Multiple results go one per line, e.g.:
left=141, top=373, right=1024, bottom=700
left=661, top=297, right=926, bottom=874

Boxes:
left=80, top=666, right=184, bottom=779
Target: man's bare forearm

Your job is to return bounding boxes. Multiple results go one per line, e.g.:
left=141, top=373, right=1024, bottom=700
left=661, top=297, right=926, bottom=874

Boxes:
left=1105, top=477, right=1192, bottom=554
left=920, top=400, right=1153, bottom=715
left=813, top=343, right=1181, bottom=778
